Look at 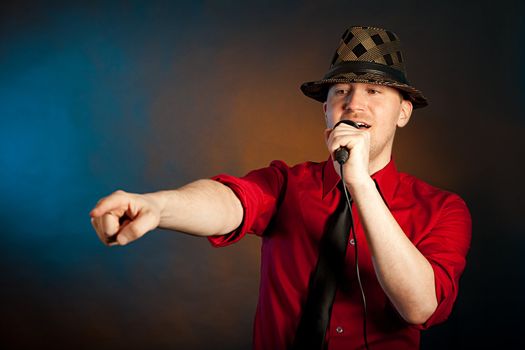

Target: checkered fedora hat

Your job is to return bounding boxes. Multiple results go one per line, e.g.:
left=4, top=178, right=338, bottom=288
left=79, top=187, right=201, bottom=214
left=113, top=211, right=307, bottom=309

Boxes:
left=301, top=26, right=428, bottom=108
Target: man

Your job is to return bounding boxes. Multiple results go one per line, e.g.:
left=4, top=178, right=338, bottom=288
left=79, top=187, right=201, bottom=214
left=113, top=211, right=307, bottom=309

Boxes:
left=90, top=26, right=471, bottom=349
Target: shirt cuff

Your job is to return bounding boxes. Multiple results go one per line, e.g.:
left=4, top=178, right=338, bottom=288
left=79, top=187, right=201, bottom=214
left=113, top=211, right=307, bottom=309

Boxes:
left=206, top=174, right=250, bottom=248
left=412, top=260, right=457, bottom=330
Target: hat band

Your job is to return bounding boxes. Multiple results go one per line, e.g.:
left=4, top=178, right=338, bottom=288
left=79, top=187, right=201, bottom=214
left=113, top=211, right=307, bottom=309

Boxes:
left=323, top=61, right=409, bottom=85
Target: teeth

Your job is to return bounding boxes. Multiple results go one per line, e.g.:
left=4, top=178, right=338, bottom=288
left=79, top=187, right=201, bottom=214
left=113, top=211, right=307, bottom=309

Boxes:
left=356, top=122, right=370, bottom=129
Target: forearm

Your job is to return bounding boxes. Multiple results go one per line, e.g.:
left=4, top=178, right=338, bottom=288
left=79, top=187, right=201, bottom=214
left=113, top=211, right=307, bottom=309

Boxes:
left=148, top=179, right=243, bottom=237
left=348, top=178, right=437, bottom=324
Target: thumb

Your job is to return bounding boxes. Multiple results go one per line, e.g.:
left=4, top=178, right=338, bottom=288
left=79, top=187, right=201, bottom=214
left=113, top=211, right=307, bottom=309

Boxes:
left=115, top=210, right=159, bottom=245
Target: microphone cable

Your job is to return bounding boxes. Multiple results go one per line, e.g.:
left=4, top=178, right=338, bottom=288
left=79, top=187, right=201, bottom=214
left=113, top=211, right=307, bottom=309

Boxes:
left=339, top=162, right=369, bottom=350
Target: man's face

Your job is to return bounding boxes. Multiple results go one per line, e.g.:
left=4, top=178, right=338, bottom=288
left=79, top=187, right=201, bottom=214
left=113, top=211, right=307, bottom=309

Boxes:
left=323, top=82, right=413, bottom=162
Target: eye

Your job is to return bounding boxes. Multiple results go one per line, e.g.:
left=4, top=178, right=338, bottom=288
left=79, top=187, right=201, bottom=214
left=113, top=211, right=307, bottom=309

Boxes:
left=367, top=88, right=380, bottom=94
left=335, top=88, right=349, bottom=96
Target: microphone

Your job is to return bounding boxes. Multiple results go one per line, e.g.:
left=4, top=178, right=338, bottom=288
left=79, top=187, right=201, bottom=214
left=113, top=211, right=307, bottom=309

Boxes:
left=333, top=120, right=359, bottom=164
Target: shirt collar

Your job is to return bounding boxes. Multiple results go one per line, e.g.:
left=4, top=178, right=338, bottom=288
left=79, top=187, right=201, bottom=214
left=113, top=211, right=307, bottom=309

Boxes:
left=322, top=156, right=400, bottom=205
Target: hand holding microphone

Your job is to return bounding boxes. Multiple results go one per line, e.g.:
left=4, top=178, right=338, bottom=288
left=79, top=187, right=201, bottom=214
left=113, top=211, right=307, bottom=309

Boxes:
left=325, top=118, right=372, bottom=188
left=333, top=120, right=360, bottom=164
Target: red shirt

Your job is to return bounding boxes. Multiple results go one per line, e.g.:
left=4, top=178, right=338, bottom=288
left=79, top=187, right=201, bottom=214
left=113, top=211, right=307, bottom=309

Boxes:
left=208, top=159, right=471, bottom=350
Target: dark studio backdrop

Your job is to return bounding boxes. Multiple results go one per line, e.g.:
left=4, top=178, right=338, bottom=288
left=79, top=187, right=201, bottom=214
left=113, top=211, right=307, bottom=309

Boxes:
left=1, top=1, right=524, bottom=349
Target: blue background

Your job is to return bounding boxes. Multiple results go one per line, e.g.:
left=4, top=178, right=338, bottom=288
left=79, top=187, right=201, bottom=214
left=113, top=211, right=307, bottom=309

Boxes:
left=1, top=0, right=524, bottom=349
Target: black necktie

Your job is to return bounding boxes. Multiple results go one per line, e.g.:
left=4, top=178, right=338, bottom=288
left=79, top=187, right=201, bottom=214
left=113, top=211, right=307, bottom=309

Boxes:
left=293, top=187, right=353, bottom=349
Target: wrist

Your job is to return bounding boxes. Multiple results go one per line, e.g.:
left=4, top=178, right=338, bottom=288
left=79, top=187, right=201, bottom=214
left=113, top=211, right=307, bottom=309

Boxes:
left=344, top=176, right=375, bottom=196
left=145, top=191, right=171, bottom=225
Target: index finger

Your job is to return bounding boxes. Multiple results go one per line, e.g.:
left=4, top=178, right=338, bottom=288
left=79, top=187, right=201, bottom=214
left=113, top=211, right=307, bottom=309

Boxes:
left=90, top=190, right=130, bottom=218
left=334, top=120, right=360, bottom=129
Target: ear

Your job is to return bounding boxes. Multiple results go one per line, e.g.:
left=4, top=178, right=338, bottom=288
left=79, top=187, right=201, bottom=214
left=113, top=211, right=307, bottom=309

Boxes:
left=397, top=99, right=413, bottom=128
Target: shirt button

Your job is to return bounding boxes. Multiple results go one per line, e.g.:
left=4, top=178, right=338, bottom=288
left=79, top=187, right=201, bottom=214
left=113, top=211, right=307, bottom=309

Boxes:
left=349, top=239, right=355, bottom=246
left=336, top=326, right=344, bottom=334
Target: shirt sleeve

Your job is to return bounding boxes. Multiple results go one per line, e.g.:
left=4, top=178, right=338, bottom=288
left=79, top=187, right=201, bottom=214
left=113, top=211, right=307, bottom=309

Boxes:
left=414, top=194, right=472, bottom=329
left=207, top=160, right=288, bottom=247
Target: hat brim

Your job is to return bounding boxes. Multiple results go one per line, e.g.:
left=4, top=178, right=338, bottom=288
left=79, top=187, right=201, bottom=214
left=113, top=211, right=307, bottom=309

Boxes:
left=300, top=73, right=428, bottom=109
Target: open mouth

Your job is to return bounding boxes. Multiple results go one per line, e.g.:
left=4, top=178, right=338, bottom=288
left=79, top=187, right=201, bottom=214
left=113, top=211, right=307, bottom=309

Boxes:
left=356, top=122, right=371, bottom=129
left=335, top=120, right=371, bottom=130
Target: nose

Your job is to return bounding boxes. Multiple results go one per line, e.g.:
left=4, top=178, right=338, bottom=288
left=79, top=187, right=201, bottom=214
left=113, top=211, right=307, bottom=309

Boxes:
left=342, top=89, right=365, bottom=112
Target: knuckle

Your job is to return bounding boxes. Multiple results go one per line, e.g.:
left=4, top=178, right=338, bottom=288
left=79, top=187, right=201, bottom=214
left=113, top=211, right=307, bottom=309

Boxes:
left=127, top=224, right=142, bottom=239
left=92, top=218, right=103, bottom=234
left=332, top=135, right=343, bottom=144
left=142, top=210, right=154, bottom=220
left=101, top=215, right=114, bottom=233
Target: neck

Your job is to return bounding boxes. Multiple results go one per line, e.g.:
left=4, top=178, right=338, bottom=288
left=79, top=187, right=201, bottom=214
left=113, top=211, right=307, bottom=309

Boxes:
left=368, top=151, right=392, bottom=176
